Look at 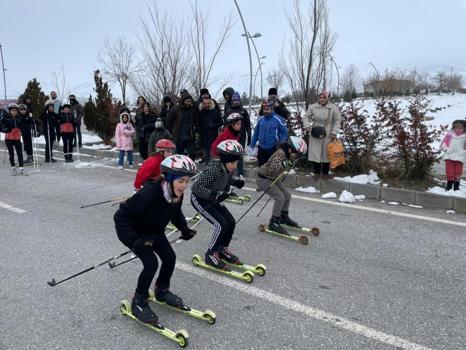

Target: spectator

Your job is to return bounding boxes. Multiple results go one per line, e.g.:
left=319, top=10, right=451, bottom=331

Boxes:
left=196, top=88, right=221, bottom=113
left=59, top=101, right=77, bottom=162
left=249, top=99, right=288, bottom=166
left=148, top=118, right=172, bottom=156
left=18, top=104, right=35, bottom=164
left=222, top=87, right=235, bottom=116
left=224, top=92, right=252, bottom=175
left=440, top=119, right=466, bottom=191
left=23, top=96, right=34, bottom=116
left=115, top=111, right=136, bottom=169
left=40, top=101, right=58, bottom=162
left=47, top=91, right=62, bottom=142
left=196, top=97, right=223, bottom=164
left=259, top=87, right=290, bottom=120
left=166, top=91, right=196, bottom=159
left=303, top=90, right=342, bottom=180
left=135, top=102, right=156, bottom=160
left=69, top=94, right=84, bottom=147
left=160, top=95, right=174, bottom=123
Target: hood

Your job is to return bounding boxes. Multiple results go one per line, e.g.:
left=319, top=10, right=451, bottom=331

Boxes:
left=223, top=87, right=234, bottom=98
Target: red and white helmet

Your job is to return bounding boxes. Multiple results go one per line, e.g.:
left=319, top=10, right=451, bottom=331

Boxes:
left=161, top=154, right=197, bottom=177
left=288, top=136, right=307, bottom=155
left=156, top=139, right=176, bottom=153
left=217, top=139, right=243, bottom=156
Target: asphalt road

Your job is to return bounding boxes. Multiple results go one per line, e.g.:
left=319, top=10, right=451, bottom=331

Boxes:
left=0, top=154, right=465, bottom=350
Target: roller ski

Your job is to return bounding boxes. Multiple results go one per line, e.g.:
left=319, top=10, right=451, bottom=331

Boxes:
left=258, top=216, right=308, bottom=245
left=148, top=290, right=216, bottom=325
left=192, top=253, right=255, bottom=284
left=225, top=193, right=251, bottom=205
left=119, top=294, right=189, bottom=348
left=218, top=247, right=266, bottom=277
left=166, top=214, right=201, bottom=231
left=279, top=211, right=320, bottom=236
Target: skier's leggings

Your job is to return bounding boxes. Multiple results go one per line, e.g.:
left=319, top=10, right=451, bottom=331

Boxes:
left=22, top=130, right=33, bottom=156
left=5, top=139, right=23, bottom=167
left=257, top=177, right=291, bottom=217
left=191, top=195, right=235, bottom=252
left=62, top=133, right=74, bottom=157
left=133, top=233, right=176, bottom=296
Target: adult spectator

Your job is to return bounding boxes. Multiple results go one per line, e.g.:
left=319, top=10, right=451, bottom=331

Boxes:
left=69, top=94, right=84, bottom=147
left=166, top=91, right=196, bottom=159
left=249, top=99, right=288, bottom=166
left=222, top=87, right=235, bottom=116
left=196, top=96, right=223, bottom=164
left=135, top=102, right=156, bottom=160
left=148, top=118, right=172, bottom=156
left=23, top=96, right=34, bottom=116
left=303, top=90, right=341, bottom=180
left=196, top=88, right=221, bottom=113
left=160, top=95, right=174, bottom=123
left=259, top=87, right=290, bottom=120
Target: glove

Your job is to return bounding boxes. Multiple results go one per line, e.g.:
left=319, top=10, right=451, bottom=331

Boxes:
left=180, top=228, right=197, bottom=241
left=212, top=190, right=230, bottom=202
left=132, top=237, right=154, bottom=252
left=232, top=177, right=245, bottom=189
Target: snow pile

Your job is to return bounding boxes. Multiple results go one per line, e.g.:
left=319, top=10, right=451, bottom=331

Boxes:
left=388, top=201, right=400, bottom=205
left=338, top=190, right=356, bottom=203
left=288, top=169, right=296, bottom=175
left=354, top=195, right=366, bottom=201
left=322, top=192, right=337, bottom=199
left=296, top=186, right=320, bottom=194
left=74, top=162, right=95, bottom=168
left=81, top=144, right=111, bottom=150
left=334, top=170, right=381, bottom=185
left=426, top=185, right=466, bottom=198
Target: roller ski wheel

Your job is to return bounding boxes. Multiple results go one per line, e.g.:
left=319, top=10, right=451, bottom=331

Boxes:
left=258, top=224, right=309, bottom=245
left=148, top=291, right=216, bottom=325
left=225, top=196, right=244, bottom=205
left=242, top=194, right=251, bottom=202
left=223, top=261, right=267, bottom=277
left=192, top=255, right=254, bottom=283
left=282, top=224, right=320, bottom=236
left=119, top=299, right=189, bottom=347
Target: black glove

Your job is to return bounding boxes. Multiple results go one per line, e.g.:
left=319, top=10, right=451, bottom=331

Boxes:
left=213, top=191, right=230, bottom=202
left=132, top=237, right=154, bottom=252
left=232, top=177, right=245, bottom=189
left=180, top=228, right=197, bottom=241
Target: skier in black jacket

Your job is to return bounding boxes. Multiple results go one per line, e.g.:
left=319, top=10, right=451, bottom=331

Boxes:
left=18, top=104, right=35, bottom=164
left=40, top=101, right=58, bottom=162
left=190, top=140, right=246, bottom=270
left=114, top=154, right=197, bottom=323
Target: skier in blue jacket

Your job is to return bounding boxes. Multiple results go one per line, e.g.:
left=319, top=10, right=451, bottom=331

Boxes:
left=249, top=99, right=288, bottom=166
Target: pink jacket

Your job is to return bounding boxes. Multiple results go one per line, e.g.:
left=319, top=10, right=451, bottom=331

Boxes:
left=115, top=122, right=135, bottom=151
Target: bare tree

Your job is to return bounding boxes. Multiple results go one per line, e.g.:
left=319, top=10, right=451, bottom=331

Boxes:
left=341, top=64, right=359, bottom=95
left=132, top=1, right=192, bottom=103
left=51, top=64, right=68, bottom=99
left=280, top=0, right=335, bottom=111
left=266, top=68, right=285, bottom=90
left=188, top=0, right=234, bottom=97
left=98, top=37, right=135, bottom=104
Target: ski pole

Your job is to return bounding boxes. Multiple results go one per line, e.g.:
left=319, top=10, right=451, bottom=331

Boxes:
left=108, top=217, right=204, bottom=269
left=80, top=194, right=130, bottom=208
left=47, top=250, right=132, bottom=287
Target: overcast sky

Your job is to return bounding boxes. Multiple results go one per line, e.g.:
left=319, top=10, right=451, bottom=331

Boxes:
left=1, top=0, right=465, bottom=101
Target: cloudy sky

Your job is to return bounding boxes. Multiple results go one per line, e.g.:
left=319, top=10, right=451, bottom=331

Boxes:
left=1, top=0, right=465, bottom=101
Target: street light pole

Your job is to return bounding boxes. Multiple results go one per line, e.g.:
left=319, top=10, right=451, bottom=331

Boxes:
left=329, top=56, right=340, bottom=98
left=249, top=35, right=264, bottom=99
left=0, top=43, right=7, bottom=101
left=233, top=0, right=253, bottom=117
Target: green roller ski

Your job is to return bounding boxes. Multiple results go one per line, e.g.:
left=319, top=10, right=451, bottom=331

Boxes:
left=147, top=290, right=216, bottom=325
left=191, top=255, right=254, bottom=283
left=167, top=214, right=201, bottom=231
left=223, top=261, right=267, bottom=277
left=119, top=299, right=189, bottom=348
left=282, top=224, right=320, bottom=236
left=258, top=224, right=308, bottom=245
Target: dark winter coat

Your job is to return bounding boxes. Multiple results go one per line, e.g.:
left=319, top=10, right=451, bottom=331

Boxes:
left=135, top=111, right=157, bottom=142
left=196, top=100, right=223, bottom=148
left=147, top=128, right=173, bottom=155
left=222, top=87, right=235, bottom=116
left=40, top=110, right=59, bottom=138
left=224, top=105, right=252, bottom=146
left=2, top=115, right=25, bottom=140
left=160, top=104, right=173, bottom=124
left=166, top=100, right=196, bottom=142
left=19, top=112, right=35, bottom=137
left=191, top=160, right=233, bottom=201
left=70, top=100, right=84, bottom=124
left=114, top=180, right=189, bottom=249
left=259, top=98, right=290, bottom=120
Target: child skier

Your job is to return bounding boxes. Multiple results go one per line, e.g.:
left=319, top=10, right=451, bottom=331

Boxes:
left=114, top=154, right=198, bottom=323
left=257, top=136, right=307, bottom=234
left=441, top=120, right=466, bottom=191
left=59, top=101, right=77, bottom=162
left=147, top=118, right=172, bottom=156
left=18, top=104, right=35, bottom=164
left=115, top=111, right=136, bottom=169
left=3, top=103, right=26, bottom=175
left=40, top=101, right=58, bottom=163
left=211, top=112, right=242, bottom=157
left=191, top=139, right=246, bottom=270
left=133, top=139, right=176, bottom=191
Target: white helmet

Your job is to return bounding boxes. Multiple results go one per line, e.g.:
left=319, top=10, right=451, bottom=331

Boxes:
left=217, top=139, right=243, bottom=156
left=225, top=112, right=243, bottom=125
left=7, top=103, right=19, bottom=111
left=288, top=136, right=307, bottom=155
left=160, top=154, right=197, bottom=177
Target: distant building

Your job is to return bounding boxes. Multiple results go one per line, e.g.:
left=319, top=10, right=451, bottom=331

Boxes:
left=0, top=98, right=17, bottom=110
left=364, top=78, right=413, bottom=95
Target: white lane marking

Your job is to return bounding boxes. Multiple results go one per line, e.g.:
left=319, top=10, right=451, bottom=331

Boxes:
left=0, top=200, right=26, bottom=214
left=243, top=186, right=466, bottom=228
left=177, top=262, right=432, bottom=350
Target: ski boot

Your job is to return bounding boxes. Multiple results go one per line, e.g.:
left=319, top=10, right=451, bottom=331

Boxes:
left=24, top=156, right=33, bottom=164
left=269, top=216, right=289, bottom=235
left=219, top=247, right=241, bottom=265
left=155, top=288, right=184, bottom=309
left=131, top=293, right=158, bottom=323
left=446, top=181, right=453, bottom=191
left=205, top=250, right=230, bottom=271
left=18, top=167, right=27, bottom=176
left=280, top=211, right=301, bottom=228
left=11, top=167, right=17, bottom=176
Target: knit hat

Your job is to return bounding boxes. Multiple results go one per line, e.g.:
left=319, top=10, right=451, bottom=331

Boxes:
left=268, top=87, right=278, bottom=96
left=180, top=91, right=192, bottom=101
left=200, top=88, right=210, bottom=96
left=231, top=92, right=241, bottom=102
left=223, top=87, right=235, bottom=98
left=319, top=90, right=329, bottom=98
left=162, top=95, right=172, bottom=104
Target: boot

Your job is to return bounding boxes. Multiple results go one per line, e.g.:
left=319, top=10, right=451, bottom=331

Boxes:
left=11, top=167, right=17, bottom=176
left=453, top=181, right=460, bottom=191
left=18, top=167, right=26, bottom=176
left=205, top=250, right=229, bottom=271
left=131, top=293, right=158, bottom=323
left=446, top=181, right=453, bottom=191
left=219, top=247, right=241, bottom=265
left=24, top=156, right=33, bottom=164
left=268, top=216, right=289, bottom=235
left=280, top=211, right=301, bottom=228
left=155, top=288, right=184, bottom=308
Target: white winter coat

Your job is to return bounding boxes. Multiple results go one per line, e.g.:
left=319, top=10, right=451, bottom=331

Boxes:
left=441, top=131, right=466, bottom=163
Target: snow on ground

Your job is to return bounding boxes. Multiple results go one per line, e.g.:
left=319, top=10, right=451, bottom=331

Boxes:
left=322, top=192, right=337, bottom=199
left=74, top=162, right=96, bottom=168
left=296, top=186, right=319, bottom=194
left=81, top=144, right=111, bottom=150
left=338, top=190, right=356, bottom=203
left=426, top=179, right=466, bottom=198
left=334, top=170, right=381, bottom=185
left=2, top=133, right=104, bottom=145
